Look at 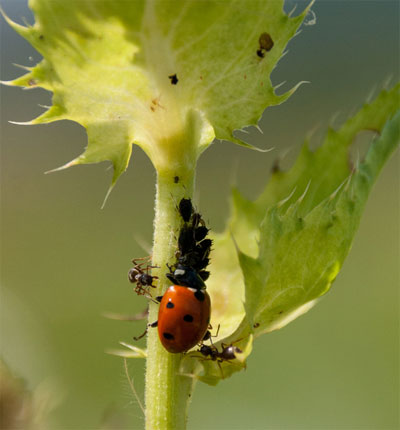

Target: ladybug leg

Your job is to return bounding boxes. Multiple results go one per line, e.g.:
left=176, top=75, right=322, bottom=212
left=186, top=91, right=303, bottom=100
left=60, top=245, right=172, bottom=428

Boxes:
left=133, top=320, right=158, bottom=341
left=155, top=295, right=163, bottom=303
left=133, top=327, right=148, bottom=341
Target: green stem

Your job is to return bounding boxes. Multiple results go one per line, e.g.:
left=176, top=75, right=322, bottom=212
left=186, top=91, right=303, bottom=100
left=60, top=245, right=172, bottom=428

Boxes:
left=145, top=169, right=196, bottom=430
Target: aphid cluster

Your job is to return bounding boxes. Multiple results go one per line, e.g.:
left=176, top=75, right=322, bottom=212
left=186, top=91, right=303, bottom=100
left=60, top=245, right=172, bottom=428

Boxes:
left=167, top=198, right=212, bottom=287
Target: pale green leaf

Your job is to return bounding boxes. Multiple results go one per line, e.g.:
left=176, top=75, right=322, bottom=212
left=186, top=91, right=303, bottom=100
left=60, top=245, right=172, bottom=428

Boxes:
left=3, top=0, right=311, bottom=188
left=198, top=85, right=399, bottom=384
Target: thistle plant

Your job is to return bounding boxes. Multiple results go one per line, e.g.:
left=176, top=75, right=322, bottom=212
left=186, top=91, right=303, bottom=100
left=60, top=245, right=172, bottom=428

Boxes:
left=2, top=1, right=399, bottom=429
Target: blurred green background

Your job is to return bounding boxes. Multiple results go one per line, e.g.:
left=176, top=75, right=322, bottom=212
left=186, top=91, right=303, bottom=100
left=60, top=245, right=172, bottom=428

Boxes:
left=1, top=1, right=398, bottom=429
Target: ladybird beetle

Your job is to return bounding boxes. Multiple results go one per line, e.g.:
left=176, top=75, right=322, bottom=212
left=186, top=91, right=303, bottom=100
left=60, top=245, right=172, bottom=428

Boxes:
left=157, top=285, right=211, bottom=353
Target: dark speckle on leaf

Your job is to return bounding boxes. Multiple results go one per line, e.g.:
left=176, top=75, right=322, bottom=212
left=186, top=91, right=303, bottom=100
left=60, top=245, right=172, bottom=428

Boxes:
left=168, top=74, right=178, bottom=85
left=28, top=79, right=36, bottom=86
left=174, top=176, right=179, bottom=183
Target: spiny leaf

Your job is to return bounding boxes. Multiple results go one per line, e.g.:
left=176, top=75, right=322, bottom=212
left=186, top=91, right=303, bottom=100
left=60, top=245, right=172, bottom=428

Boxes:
left=106, top=342, right=147, bottom=359
left=198, top=85, right=399, bottom=384
left=3, top=0, right=311, bottom=190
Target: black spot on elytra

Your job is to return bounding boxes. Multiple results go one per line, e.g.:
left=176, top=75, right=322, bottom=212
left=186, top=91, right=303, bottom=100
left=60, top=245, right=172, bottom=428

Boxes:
left=194, top=290, right=205, bottom=302
left=166, top=301, right=174, bottom=309
left=183, top=314, right=194, bottom=322
left=163, top=332, right=174, bottom=340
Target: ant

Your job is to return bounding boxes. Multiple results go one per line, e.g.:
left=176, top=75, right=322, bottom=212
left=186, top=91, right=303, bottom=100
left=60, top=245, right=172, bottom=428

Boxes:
left=196, top=333, right=244, bottom=379
left=198, top=342, right=242, bottom=363
left=128, top=257, right=158, bottom=296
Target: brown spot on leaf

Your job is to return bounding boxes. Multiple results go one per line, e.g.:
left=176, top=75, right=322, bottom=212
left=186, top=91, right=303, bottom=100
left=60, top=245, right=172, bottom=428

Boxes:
left=257, top=32, right=274, bottom=58
left=259, top=32, right=274, bottom=52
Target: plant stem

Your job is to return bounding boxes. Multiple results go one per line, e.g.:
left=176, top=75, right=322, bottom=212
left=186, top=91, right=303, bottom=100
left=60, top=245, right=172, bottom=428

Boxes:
left=145, top=169, right=196, bottom=430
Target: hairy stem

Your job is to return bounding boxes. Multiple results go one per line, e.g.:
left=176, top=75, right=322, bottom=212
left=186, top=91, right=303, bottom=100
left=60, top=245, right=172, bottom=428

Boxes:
left=145, top=169, right=197, bottom=430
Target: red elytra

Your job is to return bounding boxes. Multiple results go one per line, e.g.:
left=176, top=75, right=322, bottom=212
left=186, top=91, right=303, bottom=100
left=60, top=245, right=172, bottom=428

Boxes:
left=157, top=285, right=211, bottom=353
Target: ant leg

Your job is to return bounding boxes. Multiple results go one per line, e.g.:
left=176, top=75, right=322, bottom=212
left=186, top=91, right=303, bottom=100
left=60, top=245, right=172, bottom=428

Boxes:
left=212, top=324, right=220, bottom=338
left=217, top=360, right=225, bottom=379
left=147, top=295, right=161, bottom=304
left=202, top=324, right=220, bottom=345
left=132, top=256, right=152, bottom=264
